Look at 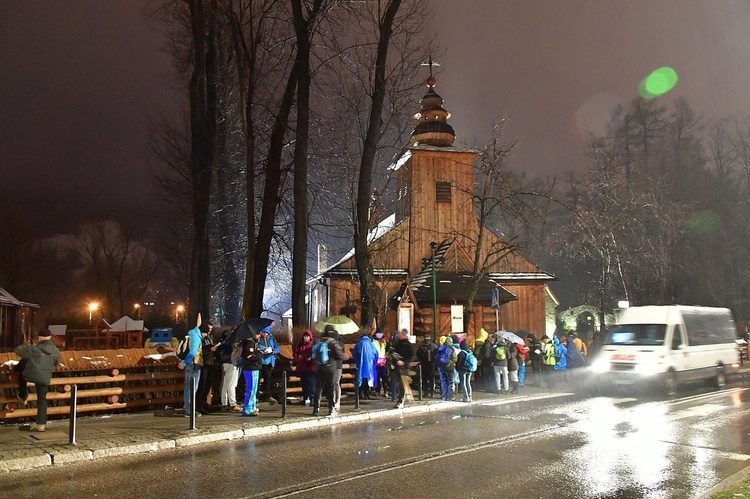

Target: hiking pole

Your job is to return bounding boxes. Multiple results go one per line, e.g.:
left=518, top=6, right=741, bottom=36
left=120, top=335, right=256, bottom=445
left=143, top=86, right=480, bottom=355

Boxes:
left=68, top=384, right=78, bottom=445
left=281, top=370, right=287, bottom=418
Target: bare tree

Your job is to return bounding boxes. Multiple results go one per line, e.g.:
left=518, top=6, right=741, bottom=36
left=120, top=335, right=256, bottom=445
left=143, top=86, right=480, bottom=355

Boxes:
left=77, top=221, right=158, bottom=319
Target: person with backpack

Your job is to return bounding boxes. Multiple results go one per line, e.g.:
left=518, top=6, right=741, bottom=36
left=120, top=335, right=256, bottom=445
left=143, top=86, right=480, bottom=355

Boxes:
left=240, top=329, right=263, bottom=417
left=312, top=326, right=345, bottom=416
left=472, top=328, right=490, bottom=391
left=416, top=335, right=437, bottom=398
left=541, top=335, right=556, bottom=388
left=257, top=327, right=280, bottom=405
left=196, top=324, right=218, bottom=414
left=177, top=322, right=211, bottom=417
left=434, top=336, right=457, bottom=401
left=456, top=339, right=477, bottom=403
left=293, top=330, right=316, bottom=406
left=353, top=332, right=379, bottom=400
left=492, top=335, right=510, bottom=395
left=527, top=333, right=543, bottom=387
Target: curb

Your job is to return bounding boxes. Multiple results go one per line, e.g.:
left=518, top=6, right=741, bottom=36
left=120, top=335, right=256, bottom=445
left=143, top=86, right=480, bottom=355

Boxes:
left=1, top=392, right=566, bottom=474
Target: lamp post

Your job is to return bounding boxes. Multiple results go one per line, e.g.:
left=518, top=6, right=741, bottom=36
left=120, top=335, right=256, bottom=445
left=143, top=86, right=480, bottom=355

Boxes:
left=175, top=304, right=184, bottom=323
left=421, top=242, right=441, bottom=339
left=133, top=303, right=141, bottom=319
left=88, top=302, right=99, bottom=326
left=430, top=242, right=438, bottom=338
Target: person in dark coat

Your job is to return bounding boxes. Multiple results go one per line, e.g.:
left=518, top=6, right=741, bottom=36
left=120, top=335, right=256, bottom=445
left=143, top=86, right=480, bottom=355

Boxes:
left=416, top=335, right=438, bottom=398
left=312, top=325, right=345, bottom=416
left=15, top=328, right=60, bottom=432
left=293, top=330, right=316, bottom=406
left=391, top=329, right=415, bottom=409
left=526, top=333, right=543, bottom=387
left=240, top=329, right=263, bottom=417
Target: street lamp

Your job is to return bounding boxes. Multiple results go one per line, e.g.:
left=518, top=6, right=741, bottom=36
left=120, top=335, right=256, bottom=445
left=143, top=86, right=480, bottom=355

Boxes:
left=88, top=302, right=99, bottom=326
left=133, top=303, right=141, bottom=319
left=175, top=304, right=184, bottom=323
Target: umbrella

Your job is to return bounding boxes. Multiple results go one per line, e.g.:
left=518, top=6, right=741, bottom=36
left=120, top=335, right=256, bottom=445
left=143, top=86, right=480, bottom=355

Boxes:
left=314, top=315, right=360, bottom=335
left=228, top=317, right=274, bottom=344
left=500, top=331, right=525, bottom=345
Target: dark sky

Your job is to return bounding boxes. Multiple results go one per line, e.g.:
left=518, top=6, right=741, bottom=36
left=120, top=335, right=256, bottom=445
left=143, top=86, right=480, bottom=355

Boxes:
left=2, top=1, right=750, bottom=235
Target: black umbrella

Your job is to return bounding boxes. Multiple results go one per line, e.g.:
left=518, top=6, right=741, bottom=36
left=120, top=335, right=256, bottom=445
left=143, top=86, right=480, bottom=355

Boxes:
left=227, top=318, right=274, bottom=344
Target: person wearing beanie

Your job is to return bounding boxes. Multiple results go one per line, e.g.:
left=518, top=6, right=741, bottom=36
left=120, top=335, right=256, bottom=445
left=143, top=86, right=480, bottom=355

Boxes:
left=15, top=328, right=60, bottom=432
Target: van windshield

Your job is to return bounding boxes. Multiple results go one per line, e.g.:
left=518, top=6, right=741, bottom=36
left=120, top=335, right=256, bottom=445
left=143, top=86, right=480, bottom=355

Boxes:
left=606, top=324, right=666, bottom=346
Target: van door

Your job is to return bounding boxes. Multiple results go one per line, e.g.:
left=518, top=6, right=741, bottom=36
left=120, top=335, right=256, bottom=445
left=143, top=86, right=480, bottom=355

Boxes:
left=669, top=324, right=691, bottom=381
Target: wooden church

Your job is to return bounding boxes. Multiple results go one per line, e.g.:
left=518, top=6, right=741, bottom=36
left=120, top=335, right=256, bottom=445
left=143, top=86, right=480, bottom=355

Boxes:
left=307, top=72, right=555, bottom=341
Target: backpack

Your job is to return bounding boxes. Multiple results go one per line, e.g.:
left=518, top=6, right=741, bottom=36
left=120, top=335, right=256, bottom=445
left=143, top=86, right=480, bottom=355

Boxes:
left=494, top=343, right=507, bottom=361
left=479, top=340, right=494, bottom=360
left=417, top=342, right=433, bottom=363
left=312, top=340, right=330, bottom=366
left=175, top=336, right=190, bottom=361
left=543, top=342, right=556, bottom=366
left=434, top=345, right=452, bottom=367
left=463, top=350, right=478, bottom=372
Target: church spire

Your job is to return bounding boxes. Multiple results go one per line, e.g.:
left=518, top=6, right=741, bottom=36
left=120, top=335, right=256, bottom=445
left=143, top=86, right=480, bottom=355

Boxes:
left=411, top=57, right=455, bottom=147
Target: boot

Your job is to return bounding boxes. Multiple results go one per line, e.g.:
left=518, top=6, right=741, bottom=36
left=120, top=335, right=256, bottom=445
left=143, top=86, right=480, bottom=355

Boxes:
left=511, top=381, right=519, bottom=394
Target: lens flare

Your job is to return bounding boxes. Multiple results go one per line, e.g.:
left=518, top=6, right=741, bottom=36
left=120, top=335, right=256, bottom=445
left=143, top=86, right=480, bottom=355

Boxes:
left=639, top=67, right=678, bottom=99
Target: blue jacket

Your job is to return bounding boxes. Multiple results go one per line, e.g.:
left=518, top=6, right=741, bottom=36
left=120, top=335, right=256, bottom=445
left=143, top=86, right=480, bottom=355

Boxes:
left=258, top=332, right=280, bottom=367
left=353, top=335, right=379, bottom=388
left=553, top=335, right=567, bottom=370
left=183, top=326, right=203, bottom=366
left=565, top=336, right=586, bottom=369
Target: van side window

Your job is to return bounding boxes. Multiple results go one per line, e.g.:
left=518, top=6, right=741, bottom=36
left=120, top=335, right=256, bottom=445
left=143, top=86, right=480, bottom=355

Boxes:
left=671, top=326, right=683, bottom=350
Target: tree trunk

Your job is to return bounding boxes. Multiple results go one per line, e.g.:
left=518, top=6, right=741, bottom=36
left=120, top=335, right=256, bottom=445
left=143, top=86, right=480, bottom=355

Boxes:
left=354, top=0, right=402, bottom=330
left=187, top=0, right=217, bottom=325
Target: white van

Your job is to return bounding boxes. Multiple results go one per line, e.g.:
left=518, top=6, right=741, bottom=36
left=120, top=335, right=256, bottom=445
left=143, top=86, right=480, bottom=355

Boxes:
left=591, top=305, right=741, bottom=394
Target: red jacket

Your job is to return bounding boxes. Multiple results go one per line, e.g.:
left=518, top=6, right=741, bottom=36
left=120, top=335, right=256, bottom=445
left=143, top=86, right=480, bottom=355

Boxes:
left=516, top=342, right=529, bottom=361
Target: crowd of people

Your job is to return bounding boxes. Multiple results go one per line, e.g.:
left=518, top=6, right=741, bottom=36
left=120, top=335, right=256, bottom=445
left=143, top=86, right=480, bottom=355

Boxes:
left=12, top=322, right=592, bottom=428
left=172, top=324, right=595, bottom=418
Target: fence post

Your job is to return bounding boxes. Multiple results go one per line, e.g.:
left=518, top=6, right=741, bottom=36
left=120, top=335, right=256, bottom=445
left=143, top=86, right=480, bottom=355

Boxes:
left=188, top=375, right=196, bottom=430
left=281, top=370, right=287, bottom=418
left=354, top=366, right=359, bottom=409
left=417, top=364, right=423, bottom=402
left=68, top=384, right=78, bottom=445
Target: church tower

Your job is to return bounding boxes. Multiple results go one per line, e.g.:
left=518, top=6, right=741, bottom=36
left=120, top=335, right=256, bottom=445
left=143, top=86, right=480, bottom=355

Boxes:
left=395, top=71, right=479, bottom=275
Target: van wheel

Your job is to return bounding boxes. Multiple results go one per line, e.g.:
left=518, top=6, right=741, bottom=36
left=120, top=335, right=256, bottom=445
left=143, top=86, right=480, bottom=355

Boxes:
left=664, top=371, right=678, bottom=396
left=714, top=368, right=726, bottom=389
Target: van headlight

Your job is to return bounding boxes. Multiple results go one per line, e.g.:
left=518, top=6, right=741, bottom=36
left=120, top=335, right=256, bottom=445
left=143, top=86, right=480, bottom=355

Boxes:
left=591, top=358, right=610, bottom=373
left=634, top=363, right=662, bottom=376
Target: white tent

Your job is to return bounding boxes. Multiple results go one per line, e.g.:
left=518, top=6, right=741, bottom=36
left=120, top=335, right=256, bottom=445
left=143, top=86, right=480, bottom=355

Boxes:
left=108, top=316, right=148, bottom=332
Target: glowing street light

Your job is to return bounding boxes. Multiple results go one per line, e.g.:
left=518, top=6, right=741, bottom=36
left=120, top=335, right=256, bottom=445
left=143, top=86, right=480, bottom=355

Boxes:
left=175, top=304, right=184, bottom=323
left=133, top=303, right=141, bottom=319
left=88, top=302, right=99, bottom=325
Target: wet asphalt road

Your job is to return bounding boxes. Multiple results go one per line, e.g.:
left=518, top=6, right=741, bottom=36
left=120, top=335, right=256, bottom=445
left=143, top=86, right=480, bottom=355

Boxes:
left=2, top=385, right=750, bottom=498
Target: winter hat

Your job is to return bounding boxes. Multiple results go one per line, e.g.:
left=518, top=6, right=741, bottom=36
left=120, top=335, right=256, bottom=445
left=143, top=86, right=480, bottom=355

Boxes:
left=444, top=337, right=454, bottom=346
left=199, top=324, right=210, bottom=334
left=38, top=328, right=52, bottom=339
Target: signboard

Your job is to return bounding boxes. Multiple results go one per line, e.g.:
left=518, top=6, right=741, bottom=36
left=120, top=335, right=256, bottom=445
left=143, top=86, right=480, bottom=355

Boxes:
left=451, top=305, right=464, bottom=333
left=491, top=288, right=499, bottom=309
left=398, top=303, right=414, bottom=338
